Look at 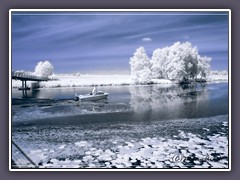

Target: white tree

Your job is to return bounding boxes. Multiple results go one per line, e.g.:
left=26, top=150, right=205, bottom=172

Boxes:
left=164, top=42, right=186, bottom=80
left=34, top=60, right=54, bottom=78
left=134, top=67, right=152, bottom=84
left=129, top=47, right=151, bottom=84
left=197, top=56, right=211, bottom=78
left=151, top=47, right=169, bottom=79
left=150, top=42, right=211, bottom=82
left=129, top=42, right=211, bottom=84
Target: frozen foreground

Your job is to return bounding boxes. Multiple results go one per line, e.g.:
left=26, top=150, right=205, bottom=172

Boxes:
left=12, top=115, right=228, bottom=169
left=12, top=72, right=228, bottom=88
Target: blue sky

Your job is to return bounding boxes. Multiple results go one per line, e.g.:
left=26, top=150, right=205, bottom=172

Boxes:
left=12, top=11, right=229, bottom=74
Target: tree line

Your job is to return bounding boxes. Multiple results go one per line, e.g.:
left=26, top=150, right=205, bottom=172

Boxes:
left=129, top=42, right=211, bottom=84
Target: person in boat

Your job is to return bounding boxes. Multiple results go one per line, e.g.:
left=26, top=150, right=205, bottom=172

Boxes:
left=90, top=87, right=96, bottom=95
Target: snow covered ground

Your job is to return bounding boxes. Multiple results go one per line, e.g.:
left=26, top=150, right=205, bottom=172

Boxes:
left=12, top=116, right=228, bottom=169
left=12, top=74, right=132, bottom=88
left=207, top=72, right=229, bottom=82
left=12, top=72, right=228, bottom=89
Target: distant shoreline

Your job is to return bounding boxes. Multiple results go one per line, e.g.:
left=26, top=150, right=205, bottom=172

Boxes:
left=12, top=73, right=228, bottom=89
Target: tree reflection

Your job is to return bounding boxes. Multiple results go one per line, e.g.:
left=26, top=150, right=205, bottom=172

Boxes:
left=129, top=84, right=209, bottom=119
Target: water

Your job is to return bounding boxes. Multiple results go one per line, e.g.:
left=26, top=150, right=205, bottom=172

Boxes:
left=11, top=83, right=229, bottom=168
left=12, top=83, right=228, bottom=121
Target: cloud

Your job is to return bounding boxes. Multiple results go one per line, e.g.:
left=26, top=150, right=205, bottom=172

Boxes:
left=11, top=12, right=229, bottom=73
left=142, top=37, right=152, bottom=42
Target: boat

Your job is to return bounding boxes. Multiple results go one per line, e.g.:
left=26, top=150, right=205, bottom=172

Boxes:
left=74, top=87, right=109, bottom=101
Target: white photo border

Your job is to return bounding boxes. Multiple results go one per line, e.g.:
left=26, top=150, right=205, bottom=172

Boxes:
left=9, top=9, right=231, bottom=172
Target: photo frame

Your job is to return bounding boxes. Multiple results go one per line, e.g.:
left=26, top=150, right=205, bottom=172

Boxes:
left=9, top=9, right=231, bottom=171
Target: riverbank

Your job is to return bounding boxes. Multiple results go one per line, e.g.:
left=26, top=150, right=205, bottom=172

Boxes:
left=12, top=114, right=228, bottom=169
left=12, top=73, right=228, bottom=89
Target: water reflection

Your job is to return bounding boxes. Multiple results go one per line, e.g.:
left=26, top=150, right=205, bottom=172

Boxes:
left=13, top=89, right=40, bottom=99
left=12, top=83, right=227, bottom=122
left=31, top=89, right=40, bottom=98
left=129, top=84, right=209, bottom=120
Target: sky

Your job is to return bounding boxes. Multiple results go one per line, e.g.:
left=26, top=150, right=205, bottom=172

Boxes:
left=11, top=11, right=229, bottom=74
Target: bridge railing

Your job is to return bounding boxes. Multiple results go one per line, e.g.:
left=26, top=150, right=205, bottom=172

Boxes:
left=12, top=71, right=49, bottom=81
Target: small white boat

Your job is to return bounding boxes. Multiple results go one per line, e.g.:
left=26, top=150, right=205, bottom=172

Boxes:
left=74, top=87, right=109, bottom=101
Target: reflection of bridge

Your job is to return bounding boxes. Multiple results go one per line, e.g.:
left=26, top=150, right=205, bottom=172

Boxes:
left=12, top=71, right=49, bottom=96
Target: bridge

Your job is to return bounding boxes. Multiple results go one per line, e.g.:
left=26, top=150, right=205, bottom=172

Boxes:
left=12, top=71, right=49, bottom=96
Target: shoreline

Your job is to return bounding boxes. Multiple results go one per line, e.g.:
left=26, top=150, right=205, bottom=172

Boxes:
left=11, top=80, right=228, bottom=90
left=12, top=75, right=228, bottom=89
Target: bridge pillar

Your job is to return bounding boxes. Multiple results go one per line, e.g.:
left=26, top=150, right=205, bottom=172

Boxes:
left=19, top=80, right=29, bottom=97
